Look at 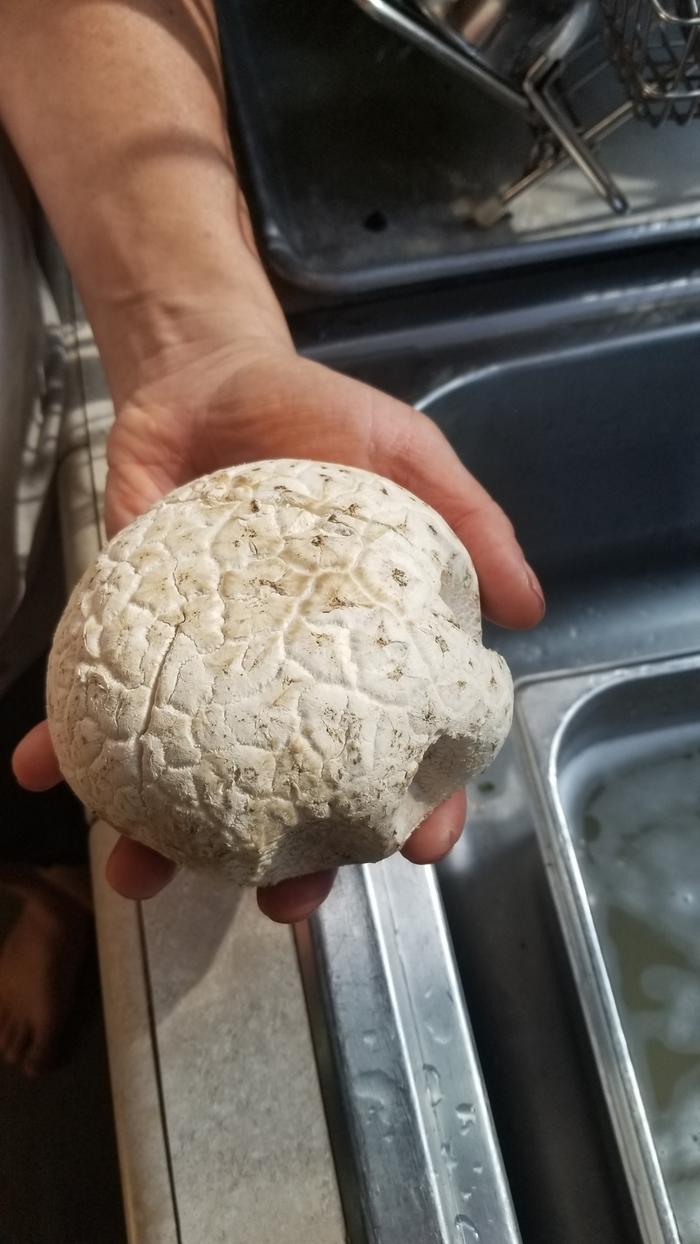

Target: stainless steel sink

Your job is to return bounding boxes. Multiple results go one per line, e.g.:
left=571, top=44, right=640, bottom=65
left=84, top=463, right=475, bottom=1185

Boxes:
left=516, top=651, right=700, bottom=1244
left=295, top=253, right=700, bottom=1243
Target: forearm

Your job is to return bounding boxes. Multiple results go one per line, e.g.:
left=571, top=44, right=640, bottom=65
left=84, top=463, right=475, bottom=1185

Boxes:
left=0, top=0, right=289, bottom=405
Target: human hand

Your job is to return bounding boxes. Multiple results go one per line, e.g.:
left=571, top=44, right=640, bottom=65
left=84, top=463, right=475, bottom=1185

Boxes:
left=14, top=336, right=544, bottom=922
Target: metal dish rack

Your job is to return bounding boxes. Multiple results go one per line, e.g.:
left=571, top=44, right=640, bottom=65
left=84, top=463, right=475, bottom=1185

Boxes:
left=600, top=0, right=700, bottom=123
left=357, top=0, right=700, bottom=220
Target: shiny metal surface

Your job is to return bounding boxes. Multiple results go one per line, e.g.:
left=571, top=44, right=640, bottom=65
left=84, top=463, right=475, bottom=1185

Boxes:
left=294, top=263, right=700, bottom=1242
left=221, top=0, right=700, bottom=295
left=419, top=299, right=700, bottom=1242
left=413, top=0, right=628, bottom=211
left=356, top=0, right=628, bottom=211
left=353, top=0, right=529, bottom=112
left=515, top=652, right=700, bottom=1244
left=296, top=854, right=521, bottom=1243
left=415, top=0, right=583, bottom=84
left=601, top=0, right=700, bottom=123
left=522, top=46, right=629, bottom=213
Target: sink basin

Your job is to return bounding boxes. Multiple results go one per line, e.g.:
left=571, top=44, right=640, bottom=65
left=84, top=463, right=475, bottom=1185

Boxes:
left=295, top=257, right=700, bottom=1243
left=516, top=652, right=700, bottom=1244
left=419, top=336, right=700, bottom=580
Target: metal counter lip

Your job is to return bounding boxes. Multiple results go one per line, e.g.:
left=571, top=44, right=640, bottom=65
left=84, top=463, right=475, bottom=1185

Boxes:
left=296, top=855, right=522, bottom=1244
left=514, top=650, right=700, bottom=1244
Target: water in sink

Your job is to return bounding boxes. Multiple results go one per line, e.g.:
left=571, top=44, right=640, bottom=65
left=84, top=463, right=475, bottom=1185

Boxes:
left=578, top=746, right=700, bottom=1243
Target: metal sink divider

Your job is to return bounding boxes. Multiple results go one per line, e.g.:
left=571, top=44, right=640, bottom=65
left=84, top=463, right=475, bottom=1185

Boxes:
left=296, top=854, right=521, bottom=1243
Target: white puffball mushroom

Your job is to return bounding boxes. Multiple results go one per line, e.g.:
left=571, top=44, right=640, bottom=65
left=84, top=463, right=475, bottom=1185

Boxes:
left=47, top=459, right=513, bottom=886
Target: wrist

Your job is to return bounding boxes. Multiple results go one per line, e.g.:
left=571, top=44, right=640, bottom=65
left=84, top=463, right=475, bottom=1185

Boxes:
left=73, top=192, right=292, bottom=408
left=0, top=0, right=294, bottom=404
left=90, top=281, right=292, bottom=412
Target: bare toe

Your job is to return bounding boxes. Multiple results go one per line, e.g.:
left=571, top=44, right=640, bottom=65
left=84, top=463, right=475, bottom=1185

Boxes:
left=3, top=1020, right=20, bottom=1064
left=23, top=1038, right=51, bottom=1078
left=8, top=1022, right=32, bottom=1068
left=0, top=1004, right=10, bottom=1050
left=23, top=1015, right=59, bottom=1077
left=0, top=875, right=91, bottom=1074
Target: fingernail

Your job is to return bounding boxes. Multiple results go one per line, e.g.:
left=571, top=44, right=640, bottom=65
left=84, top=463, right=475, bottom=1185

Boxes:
left=525, top=564, right=545, bottom=611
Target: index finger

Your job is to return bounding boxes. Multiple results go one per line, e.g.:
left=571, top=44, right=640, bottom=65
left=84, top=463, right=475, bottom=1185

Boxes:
left=12, top=720, right=63, bottom=791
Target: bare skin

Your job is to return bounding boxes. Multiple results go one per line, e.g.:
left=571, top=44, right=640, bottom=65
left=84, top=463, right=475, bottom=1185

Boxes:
left=0, top=0, right=544, bottom=1069
left=0, top=866, right=90, bottom=1077
left=12, top=346, right=543, bottom=921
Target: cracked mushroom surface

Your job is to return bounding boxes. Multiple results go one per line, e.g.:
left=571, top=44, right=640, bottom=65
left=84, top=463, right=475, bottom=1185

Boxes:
left=47, top=459, right=513, bottom=886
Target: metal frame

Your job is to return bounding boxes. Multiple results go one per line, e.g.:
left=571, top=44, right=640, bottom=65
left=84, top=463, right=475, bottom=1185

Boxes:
left=601, top=0, right=700, bottom=122
left=353, top=0, right=530, bottom=114
left=356, top=0, right=629, bottom=212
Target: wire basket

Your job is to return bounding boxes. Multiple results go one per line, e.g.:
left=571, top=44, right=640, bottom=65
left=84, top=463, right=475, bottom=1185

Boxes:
left=600, top=0, right=700, bottom=123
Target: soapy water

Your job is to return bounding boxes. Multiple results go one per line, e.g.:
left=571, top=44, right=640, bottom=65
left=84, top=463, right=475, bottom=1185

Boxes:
left=578, top=746, right=700, bottom=1242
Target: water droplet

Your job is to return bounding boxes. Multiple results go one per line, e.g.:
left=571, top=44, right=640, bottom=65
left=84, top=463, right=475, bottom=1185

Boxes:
left=356, top=1070, right=396, bottom=1139
left=454, top=1213, right=480, bottom=1241
left=473, top=1162, right=484, bottom=1176
left=461, top=1189, right=473, bottom=1203
left=440, top=1141, right=458, bottom=1172
left=456, top=1102, right=476, bottom=1133
left=362, top=1030, right=378, bottom=1050
left=424, top=984, right=434, bottom=1001
left=423, top=1063, right=443, bottom=1107
left=426, top=1015, right=453, bottom=1046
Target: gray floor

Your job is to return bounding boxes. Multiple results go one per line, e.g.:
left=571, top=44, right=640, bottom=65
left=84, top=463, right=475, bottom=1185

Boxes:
left=0, top=924, right=126, bottom=1244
